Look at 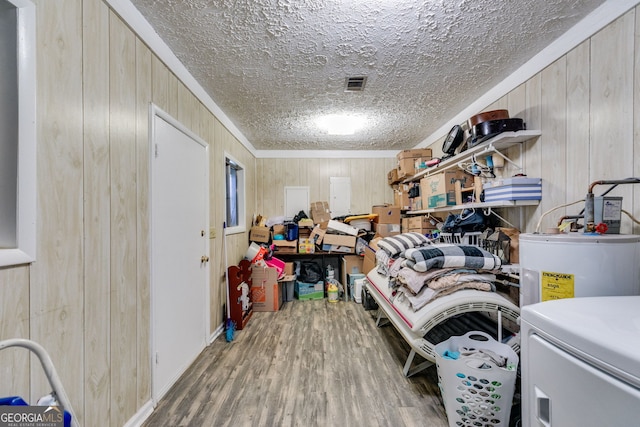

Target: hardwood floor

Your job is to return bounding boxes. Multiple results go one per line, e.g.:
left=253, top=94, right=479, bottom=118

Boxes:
left=142, top=298, right=449, bottom=427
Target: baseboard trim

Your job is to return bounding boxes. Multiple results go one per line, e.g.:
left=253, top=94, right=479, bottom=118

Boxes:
left=123, top=400, right=154, bottom=427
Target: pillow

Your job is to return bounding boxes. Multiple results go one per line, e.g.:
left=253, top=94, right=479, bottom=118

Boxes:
left=377, top=232, right=431, bottom=256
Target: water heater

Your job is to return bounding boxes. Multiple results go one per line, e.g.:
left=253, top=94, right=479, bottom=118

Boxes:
left=519, top=233, right=640, bottom=307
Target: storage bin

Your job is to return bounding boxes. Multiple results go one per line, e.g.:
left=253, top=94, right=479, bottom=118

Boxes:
left=438, top=232, right=482, bottom=246
left=295, top=281, right=324, bottom=300
left=352, top=278, right=366, bottom=303
left=435, top=331, right=518, bottom=427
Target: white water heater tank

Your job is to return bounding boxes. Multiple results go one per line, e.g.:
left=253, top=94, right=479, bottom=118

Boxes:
left=519, top=233, right=640, bottom=307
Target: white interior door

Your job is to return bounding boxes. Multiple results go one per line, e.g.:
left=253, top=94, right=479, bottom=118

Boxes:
left=150, top=106, right=209, bottom=403
left=330, top=177, right=351, bottom=217
left=284, top=186, right=309, bottom=219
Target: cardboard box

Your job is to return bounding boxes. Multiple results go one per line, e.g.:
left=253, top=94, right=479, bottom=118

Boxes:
left=310, top=201, right=331, bottom=224
left=373, top=222, right=401, bottom=238
left=295, top=281, right=324, bottom=300
left=298, top=218, right=314, bottom=228
left=321, top=244, right=354, bottom=253
left=401, top=217, right=411, bottom=233
left=397, top=148, right=433, bottom=161
left=298, top=227, right=312, bottom=239
left=327, top=219, right=358, bottom=236
left=394, top=184, right=411, bottom=211
left=250, top=266, right=284, bottom=311
left=341, top=255, right=364, bottom=287
left=272, top=239, right=297, bottom=253
left=407, top=215, right=438, bottom=231
left=284, top=262, right=294, bottom=276
left=272, top=224, right=286, bottom=238
left=323, top=233, right=356, bottom=247
left=397, top=148, right=433, bottom=177
left=410, top=197, right=423, bottom=211
left=309, top=224, right=326, bottom=245
left=420, top=170, right=469, bottom=209
left=362, top=244, right=376, bottom=274
left=298, top=238, right=315, bottom=254
left=249, top=226, right=270, bottom=243
left=372, top=204, right=401, bottom=224
left=387, top=168, right=401, bottom=185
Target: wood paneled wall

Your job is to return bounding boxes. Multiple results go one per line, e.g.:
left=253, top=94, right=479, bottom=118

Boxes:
left=410, top=9, right=640, bottom=235
left=476, top=8, right=640, bottom=234
left=1, top=2, right=640, bottom=427
left=256, top=158, right=397, bottom=219
left=0, top=1, right=254, bottom=426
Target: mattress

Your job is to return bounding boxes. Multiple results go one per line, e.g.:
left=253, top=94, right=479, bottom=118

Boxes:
left=365, top=268, right=520, bottom=363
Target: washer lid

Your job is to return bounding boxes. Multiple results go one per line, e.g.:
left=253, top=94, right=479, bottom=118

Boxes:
left=522, top=296, right=640, bottom=386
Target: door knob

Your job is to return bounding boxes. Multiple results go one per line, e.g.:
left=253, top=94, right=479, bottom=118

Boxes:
left=201, top=255, right=210, bottom=263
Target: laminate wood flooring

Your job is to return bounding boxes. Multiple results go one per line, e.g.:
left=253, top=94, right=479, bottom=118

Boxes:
left=142, top=299, right=449, bottom=427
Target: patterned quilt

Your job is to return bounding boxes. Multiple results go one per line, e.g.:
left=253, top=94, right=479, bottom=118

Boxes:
left=402, top=243, right=501, bottom=272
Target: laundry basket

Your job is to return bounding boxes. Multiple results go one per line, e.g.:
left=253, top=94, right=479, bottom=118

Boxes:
left=435, top=331, right=519, bottom=427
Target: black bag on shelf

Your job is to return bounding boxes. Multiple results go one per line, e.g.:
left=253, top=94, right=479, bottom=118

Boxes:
left=442, top=208, right=487, bottom=235
left=298, top=261, right=322, bottom=283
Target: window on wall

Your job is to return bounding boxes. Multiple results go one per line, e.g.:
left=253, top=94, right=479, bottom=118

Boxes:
left=225, top=154, right=245, bottom=234
left=0, top=0, right=36, bottom=267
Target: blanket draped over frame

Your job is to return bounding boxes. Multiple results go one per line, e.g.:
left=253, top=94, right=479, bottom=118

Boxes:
left=374, top=235, right=502, bottom=311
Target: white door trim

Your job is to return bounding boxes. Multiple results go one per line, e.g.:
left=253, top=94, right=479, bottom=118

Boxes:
left=148, top=103, right=210, bottom=404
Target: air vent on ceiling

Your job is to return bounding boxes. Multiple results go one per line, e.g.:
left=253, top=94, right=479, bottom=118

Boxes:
left=345, top=76, right=367, bottom=92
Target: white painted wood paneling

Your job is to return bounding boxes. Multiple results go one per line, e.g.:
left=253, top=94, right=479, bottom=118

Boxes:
left=82, top=0, right=110, bottom=425
left=30, top=0, right=84, bottom=419
left=109, top=12, right=139, bottom=426
left=135, top=37, right=153, bottom=408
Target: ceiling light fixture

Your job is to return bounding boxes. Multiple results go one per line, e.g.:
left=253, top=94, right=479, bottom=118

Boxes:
left=316, top=114, right=367, bottom=135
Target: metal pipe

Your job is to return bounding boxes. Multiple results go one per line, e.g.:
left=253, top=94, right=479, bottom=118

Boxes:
left=585, top=178, right=640, bottom=233
left=557, top=215, right=583, bottom=227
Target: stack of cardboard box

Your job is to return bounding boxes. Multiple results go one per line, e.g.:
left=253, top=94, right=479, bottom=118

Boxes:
left=371, top=204, right=401, bottom=238
left=320, top=219, right=358, bottom=253
left=401, top=215, right=440, bottom=235
left=389, top=148, right=433, bottom=212
left=396, top=148, right=433, bottom=179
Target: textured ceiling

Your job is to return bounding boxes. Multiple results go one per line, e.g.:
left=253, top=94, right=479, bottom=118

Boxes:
left=130, top=0, right=607, bottom=151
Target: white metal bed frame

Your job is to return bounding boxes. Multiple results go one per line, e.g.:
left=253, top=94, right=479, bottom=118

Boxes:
left=365, top=269, right=520, bottom=377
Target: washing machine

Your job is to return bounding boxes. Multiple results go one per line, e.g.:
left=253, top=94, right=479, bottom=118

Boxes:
left=520, top=296, right=640, bottom=427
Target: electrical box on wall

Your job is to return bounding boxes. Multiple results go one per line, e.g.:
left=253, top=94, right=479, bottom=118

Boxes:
left=594, top=196, right=622, bottom=234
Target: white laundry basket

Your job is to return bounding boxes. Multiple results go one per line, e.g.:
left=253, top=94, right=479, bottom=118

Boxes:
left=435, top=331, right=519, bottom=427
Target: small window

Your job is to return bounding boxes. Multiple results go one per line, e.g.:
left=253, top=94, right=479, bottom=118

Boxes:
left=225, top=154, right=245, bottom=234
left=0, top=0, right=36, bottom=267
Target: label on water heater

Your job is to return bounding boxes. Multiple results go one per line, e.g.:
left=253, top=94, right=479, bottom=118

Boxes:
left=541, top=271, right=575, bottom=301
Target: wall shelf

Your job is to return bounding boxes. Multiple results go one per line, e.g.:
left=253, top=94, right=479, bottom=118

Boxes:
left=400, top=129, right=541, bottom=227
left=405, top=199, right=539, bottom=216
left=403, top=130, right=542, bottom=184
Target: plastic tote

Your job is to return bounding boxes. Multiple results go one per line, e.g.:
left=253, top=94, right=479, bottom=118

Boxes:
left=434, top=331, right=518, bottom=427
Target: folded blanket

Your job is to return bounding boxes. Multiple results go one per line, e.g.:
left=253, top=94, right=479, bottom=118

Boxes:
left=428, top=272, right=496, bottom=290
left=397, top=280, right=493, bottom=311
left=403, top=244, right=501, bottom=272
left=396, top=267, right=456, bottom=294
